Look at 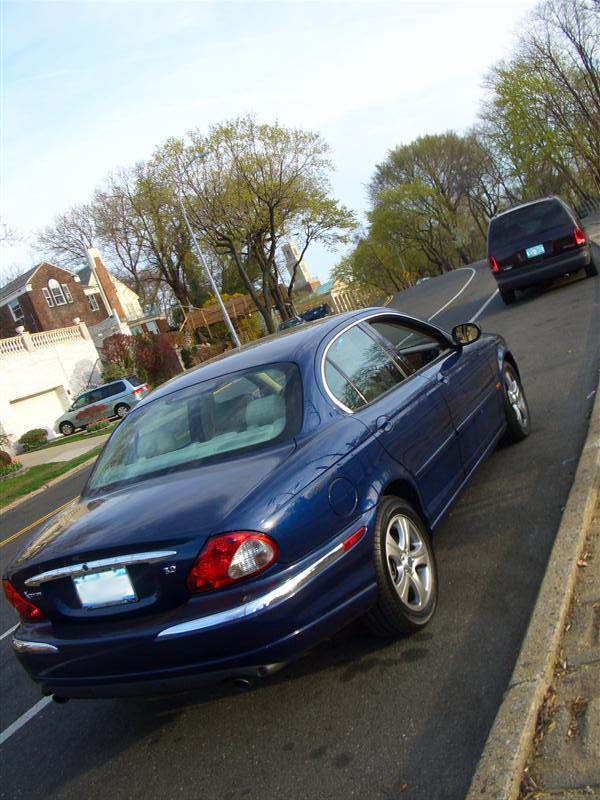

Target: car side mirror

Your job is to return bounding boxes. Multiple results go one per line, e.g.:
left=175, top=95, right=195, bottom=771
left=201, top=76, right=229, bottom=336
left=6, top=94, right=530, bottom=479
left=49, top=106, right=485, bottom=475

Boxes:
left=452, top=323, right=481, bottom=346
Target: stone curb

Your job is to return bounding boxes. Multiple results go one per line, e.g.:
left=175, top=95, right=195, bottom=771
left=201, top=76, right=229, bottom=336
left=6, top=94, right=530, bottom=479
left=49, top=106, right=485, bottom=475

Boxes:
left=466, top=380, right=600, bottom=800
left=0, top=455, right=99, bottom=517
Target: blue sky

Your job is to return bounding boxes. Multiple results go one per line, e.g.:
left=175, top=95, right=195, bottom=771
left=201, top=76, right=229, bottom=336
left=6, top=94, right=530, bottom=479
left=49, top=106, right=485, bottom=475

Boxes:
left=1, top=0, right=537, bottom=284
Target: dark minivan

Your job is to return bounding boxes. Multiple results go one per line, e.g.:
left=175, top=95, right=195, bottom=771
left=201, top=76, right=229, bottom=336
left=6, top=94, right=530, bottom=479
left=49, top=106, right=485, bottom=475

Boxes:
left=487, top=196, right=597, bottom=305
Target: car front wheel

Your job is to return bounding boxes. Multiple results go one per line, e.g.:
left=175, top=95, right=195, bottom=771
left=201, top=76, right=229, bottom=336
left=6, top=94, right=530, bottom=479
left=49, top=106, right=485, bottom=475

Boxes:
left=59, top=422, right=75, bottom=436
left=501, top=363, right=530, bottom=444
left=365, top=496, right=438, bottom=637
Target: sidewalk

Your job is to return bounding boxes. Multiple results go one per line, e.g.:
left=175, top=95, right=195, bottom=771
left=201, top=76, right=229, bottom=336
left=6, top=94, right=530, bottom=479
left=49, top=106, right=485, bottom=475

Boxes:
left=17, top=434, right=111, bottom=468
left=521, top=506, right=600, bottom=799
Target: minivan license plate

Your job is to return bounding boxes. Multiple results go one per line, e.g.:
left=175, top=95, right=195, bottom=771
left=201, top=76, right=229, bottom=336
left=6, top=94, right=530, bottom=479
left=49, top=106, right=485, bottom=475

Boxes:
left=74, top=567, right=137, bottom=609
left=526, top=243, right=545, bottom=258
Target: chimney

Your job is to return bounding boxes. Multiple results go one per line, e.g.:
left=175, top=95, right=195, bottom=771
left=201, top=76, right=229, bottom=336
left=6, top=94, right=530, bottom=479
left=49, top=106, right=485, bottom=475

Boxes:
left=85, top=248, right=126, bottom=322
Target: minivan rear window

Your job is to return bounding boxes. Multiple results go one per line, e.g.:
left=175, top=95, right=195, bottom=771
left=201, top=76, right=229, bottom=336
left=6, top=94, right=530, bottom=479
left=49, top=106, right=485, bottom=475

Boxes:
left=489, top=200, right=572, bottom=249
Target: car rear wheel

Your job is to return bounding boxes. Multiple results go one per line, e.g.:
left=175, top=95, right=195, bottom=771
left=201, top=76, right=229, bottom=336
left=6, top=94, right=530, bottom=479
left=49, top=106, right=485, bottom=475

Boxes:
left=365, top=496, right=437, bottom=637
left=585, top=251, right=598, bottom=278
left=59, top=422, right=75, bottom=436
left=115, top=403, right=130, bottom=418
left=501, top=363, right=530, bottom=444
left=500, top=288, right=516, bottom=305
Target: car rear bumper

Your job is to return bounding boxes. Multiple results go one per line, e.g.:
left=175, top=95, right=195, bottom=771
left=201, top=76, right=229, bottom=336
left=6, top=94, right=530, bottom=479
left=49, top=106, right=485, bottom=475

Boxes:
left=12, top=511, right=378, bottom=698
left=494, top=247, right=591, bottom=290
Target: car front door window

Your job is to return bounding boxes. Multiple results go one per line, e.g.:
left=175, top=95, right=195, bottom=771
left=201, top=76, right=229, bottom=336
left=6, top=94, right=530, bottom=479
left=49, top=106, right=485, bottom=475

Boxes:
left=368, top=319, right=449, bottom=373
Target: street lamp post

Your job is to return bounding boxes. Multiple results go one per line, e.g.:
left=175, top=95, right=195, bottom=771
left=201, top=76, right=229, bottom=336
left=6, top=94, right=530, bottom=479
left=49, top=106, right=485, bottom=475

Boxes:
left=176, top=186, right=241, bottom=349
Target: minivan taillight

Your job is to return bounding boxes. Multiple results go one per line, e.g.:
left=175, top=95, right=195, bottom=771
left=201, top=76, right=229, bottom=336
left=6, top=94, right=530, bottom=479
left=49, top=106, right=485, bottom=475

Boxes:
left=573, top=227, right=586, bottom=247
left=488, top=255, right=500, bottom=273
left=3, top=579, right=45, bottom=621
left=186, top=532, right=278, bottom=593
left=132, top=384, right=150, bottom=395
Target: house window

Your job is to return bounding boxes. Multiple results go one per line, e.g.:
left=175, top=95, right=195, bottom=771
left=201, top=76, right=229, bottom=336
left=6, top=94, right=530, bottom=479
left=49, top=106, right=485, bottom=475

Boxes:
left=48, top=279, right=66, bottom=306
left=88, top=294, right=100, bottom=312
left=8, top=299, right=24, bottom=321
left=42, top=288, right=55, bottom=308
left=61, top=284, right=74, bottom=303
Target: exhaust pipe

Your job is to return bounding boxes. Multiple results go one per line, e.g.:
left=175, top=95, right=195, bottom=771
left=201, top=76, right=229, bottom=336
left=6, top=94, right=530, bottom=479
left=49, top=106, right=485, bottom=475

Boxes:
left=231, top=677, right=253, bottom=691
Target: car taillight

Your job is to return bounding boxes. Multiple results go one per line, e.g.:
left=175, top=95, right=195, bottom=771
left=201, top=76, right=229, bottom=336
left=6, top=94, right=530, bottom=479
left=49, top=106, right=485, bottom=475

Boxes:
left=573, top=227, right=586, bottom=246
left=187, top=532, right=278, bottom=593
left=3, top=579, right=45, bottom=621
left=488, top=255, right=500, bottom=273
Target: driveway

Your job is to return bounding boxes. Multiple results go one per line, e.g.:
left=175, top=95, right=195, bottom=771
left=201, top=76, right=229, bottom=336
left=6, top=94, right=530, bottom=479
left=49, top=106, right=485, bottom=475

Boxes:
left=17, top=434, right=111, bottom=469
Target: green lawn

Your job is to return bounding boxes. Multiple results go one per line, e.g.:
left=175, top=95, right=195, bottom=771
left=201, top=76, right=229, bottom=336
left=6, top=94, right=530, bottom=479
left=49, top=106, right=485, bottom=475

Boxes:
left=23, top=424, right=117, bottom=453
left=0, top=446, right=102, bottom=510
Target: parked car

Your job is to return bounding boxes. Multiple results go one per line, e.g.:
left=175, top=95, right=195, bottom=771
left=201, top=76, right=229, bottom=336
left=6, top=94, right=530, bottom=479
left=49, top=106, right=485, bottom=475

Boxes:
left=300, top=303, right=331, bottom=322
left=487, top=196, right=598, bottom=305
left=5, top=308, right=529, bottom=699
left=277, top=315, right=304, bottom=332
left=416, top=277, right=431, bottom=285
left=54, top=376, right=151, bottom=436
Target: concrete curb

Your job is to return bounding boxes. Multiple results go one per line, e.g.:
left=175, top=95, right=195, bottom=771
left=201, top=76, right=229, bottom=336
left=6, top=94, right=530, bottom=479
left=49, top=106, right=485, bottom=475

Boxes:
left=0, top=455, right=98, bottom=517
left=466, top=382, right=600, bottom=800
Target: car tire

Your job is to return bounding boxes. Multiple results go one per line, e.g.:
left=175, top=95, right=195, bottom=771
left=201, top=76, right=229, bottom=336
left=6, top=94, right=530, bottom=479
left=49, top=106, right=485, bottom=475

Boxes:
left=585, top=251, right=598, bottom=278
left=365, top=496, right=438, bottom=638
left=60, top=422, right=75, bottom=436
left=500, top=288, right=516, bottom=305
left=115, top=403, right=130, bottom=418
left=501, top=362, right=530, bottom=444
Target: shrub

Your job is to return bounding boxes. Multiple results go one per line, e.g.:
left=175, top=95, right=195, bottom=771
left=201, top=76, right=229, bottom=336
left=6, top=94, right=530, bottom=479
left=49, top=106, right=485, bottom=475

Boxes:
left=101, top=332, right=182, bottom=386
left=87, top=420, right=112, bottom=432
left=0, top=450, right=12, bottom=466
left=180, top=347, right=195, bottom=369
left=0, top=461, right=22, bottom=478
left=18, top=428, right=48, bottom=451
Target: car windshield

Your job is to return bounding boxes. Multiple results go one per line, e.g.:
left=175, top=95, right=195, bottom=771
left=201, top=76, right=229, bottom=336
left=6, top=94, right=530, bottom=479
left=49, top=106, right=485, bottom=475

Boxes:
left=87, top=362, right=303, bottom=493
left=489, top=200, right=572, bottom=249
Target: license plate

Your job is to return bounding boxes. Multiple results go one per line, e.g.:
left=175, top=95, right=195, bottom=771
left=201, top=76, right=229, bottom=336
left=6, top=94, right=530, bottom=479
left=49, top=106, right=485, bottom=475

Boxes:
left=525, top=243, right=545, bottom=258
left=74, top=567, right=137, bottom=609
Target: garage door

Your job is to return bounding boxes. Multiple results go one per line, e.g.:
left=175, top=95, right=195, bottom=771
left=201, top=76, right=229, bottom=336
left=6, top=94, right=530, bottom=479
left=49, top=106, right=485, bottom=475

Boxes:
left=9, top=387, right=68, bottom=438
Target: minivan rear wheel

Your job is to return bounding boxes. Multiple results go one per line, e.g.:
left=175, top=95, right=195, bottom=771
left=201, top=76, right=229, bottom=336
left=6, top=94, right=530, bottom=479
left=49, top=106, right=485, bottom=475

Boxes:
left=500, top=288, right=516, bottom=305
left=115, top=403, right=130, bottom=418
left=585, top=251, right=598, bottom=278
left=365, top=496, right=437, bottom=638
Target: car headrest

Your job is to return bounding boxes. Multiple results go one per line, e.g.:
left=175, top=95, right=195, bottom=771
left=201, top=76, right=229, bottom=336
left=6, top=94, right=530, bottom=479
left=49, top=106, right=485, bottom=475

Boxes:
left=245, top=395, right=286, bottom=428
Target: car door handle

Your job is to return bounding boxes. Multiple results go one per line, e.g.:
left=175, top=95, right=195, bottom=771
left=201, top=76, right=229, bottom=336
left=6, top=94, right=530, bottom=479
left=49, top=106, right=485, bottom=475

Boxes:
left=436, top=374, right=450, bottom=385
left=375, top=415, right=393, bottom=432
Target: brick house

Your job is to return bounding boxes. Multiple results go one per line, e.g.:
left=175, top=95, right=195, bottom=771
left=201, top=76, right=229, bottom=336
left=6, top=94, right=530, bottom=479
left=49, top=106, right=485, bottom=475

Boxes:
left=0, top=250, right=167, bottom=346
left=0, top=261, right=110, bottom=338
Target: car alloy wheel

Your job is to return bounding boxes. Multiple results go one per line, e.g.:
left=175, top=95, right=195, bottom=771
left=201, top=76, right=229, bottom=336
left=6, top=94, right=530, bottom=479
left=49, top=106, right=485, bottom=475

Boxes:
left=502, top=364, right=530, bottom=444
left=115, top=404, right=130, bottom=418
left=365, top=496, right=438, bottom=637
left=385, top=514, right=433, bottom=611
left=60, top=422, right=74, bottom=436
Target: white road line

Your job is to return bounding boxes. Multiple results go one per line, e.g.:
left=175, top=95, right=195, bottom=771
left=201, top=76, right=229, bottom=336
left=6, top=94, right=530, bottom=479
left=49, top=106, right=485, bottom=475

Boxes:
left=0, top=696, right=52, bottom=746
left=470, top=289, right=499, bottom=323
left=0, top=624, right=18, bottom=642
left=427, top=267, right=476, bottom=322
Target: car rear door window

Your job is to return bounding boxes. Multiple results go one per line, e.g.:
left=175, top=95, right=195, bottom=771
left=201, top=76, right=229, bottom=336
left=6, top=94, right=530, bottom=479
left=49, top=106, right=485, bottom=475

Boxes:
left=325, top=325, right=405, bottom=408
left=323, top=360, right=365, bottom=410
left=489, top=200, right=572, bottom=249
left=101, top=382, right=126, bottom=399
left=368, top=319, right=449, bottom=373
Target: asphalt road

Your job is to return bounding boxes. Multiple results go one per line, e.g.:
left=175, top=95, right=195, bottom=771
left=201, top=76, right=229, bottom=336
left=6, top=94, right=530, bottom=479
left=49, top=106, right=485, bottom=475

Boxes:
left=0, top=255, right=599, bottom=800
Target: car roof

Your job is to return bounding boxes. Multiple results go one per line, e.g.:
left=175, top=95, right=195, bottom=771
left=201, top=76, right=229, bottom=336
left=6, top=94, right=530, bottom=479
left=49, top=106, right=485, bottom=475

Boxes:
left=491, top=196, right=567, bottom=221
left=147, top=308, right=386, bottom=403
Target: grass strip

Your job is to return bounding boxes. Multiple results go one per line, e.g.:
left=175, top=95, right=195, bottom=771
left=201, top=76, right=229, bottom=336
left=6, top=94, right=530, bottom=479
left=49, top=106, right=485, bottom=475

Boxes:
left=22, top=425, right=116, bottom=453
left=0, top=446, right=102, bottom=510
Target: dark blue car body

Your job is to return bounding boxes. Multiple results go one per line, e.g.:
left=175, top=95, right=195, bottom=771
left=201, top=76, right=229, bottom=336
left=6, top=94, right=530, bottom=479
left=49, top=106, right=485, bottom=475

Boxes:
left=6, top=308, right=518, bottom=698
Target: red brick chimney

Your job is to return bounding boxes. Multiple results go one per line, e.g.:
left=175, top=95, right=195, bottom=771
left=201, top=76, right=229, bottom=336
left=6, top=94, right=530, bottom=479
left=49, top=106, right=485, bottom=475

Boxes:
left=85, top=248, right=126, bottom=322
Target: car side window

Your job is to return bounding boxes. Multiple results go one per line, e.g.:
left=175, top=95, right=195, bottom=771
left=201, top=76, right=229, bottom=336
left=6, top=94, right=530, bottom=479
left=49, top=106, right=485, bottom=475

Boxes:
left=102, top=382, right=126, bottom=399
left=368, top=319, right=449, bottom=373
left=71, top=394, right=89, bottom=410
left=325, top=325, right=406, bottom=409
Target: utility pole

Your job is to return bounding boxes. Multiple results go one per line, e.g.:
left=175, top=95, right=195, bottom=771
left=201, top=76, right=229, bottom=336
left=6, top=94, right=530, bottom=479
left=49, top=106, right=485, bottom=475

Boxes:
left=177, top=192, right=241, bottom=349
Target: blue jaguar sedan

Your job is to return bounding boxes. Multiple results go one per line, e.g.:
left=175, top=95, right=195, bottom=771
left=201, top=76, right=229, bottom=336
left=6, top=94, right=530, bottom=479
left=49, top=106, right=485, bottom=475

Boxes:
left=4, top=308, right=530, bottom=699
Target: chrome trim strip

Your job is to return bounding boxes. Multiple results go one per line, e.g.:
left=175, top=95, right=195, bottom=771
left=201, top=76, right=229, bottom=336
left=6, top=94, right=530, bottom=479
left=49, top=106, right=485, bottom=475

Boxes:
left=25, top=550, right=177, bottom=587
left=12, top=639, right=58, bottom=654
left=157, top=539, right=347, bottom=639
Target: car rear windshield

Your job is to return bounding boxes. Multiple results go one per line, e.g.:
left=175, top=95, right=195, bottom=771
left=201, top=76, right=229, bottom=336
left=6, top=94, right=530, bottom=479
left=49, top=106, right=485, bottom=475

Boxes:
left=126, top=375, right=145, bottom=386
left=489, top=200, right=572, bottom=249
left=87, top=362, right=303, bottom=493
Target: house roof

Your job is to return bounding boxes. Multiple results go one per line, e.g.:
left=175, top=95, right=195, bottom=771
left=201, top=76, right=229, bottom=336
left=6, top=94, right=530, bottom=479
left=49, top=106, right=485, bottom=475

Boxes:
left=76, top=265, right=93, bottom=285
left=0, top=262, right=74, bottom=303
